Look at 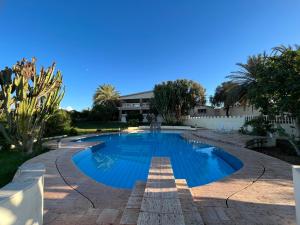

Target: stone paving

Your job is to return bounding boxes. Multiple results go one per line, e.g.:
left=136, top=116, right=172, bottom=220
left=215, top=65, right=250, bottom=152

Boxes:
left=25, top=135, right=131, bottom=225
left=137, top=157, right=185, bottom=225
left=183, top=130, right=296, bottom=225
left=23, top=131, right=296, bottom=225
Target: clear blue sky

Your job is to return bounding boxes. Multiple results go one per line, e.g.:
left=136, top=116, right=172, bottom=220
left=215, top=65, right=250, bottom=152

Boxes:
left=0, top=0, right=299, bottom=110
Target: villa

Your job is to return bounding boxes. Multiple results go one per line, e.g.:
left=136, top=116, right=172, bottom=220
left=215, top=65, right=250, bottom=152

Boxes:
left=118, top=91, right=153, bottom=122
left=117, top=91, right=300, bottom=138
left=118, top=90, right=261, bottom=119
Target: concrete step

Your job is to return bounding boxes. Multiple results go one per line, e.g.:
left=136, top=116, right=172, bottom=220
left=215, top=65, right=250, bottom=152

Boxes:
left=96, top=208, right=120, bottom=225
left=120, top=181, right=146, bottom=225
left=121, top=158, right=204, bottom=225
left=175, top=179, right=204, bottom=225
left=137, top=157, right=185, bottom=225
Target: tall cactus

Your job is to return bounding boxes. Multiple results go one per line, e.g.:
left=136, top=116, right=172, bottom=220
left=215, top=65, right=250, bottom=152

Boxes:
left=0, top=58, right=64, bottom=153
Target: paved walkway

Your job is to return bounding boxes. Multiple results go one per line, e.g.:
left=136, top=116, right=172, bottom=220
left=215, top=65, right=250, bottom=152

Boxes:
left=137, top=157, right=185, bottom=225
left=183, top=131, right=296, bottom=225
left=192, top=129, right=263, bottom=147
left=25, top=135, right=131, bottom=225
left=23, top=131, right=296, bottom=225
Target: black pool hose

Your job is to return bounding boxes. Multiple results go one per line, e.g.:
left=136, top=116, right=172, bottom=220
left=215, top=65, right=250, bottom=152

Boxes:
left=225, top=163, right=266, bottom=208
left=55, top=157, right=96, bottom=208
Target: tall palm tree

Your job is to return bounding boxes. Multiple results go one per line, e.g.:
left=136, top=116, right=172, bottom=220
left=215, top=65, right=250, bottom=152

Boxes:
left=93, top=84, right=120, bottom=106
left=226, top=54, right=268, bottom=105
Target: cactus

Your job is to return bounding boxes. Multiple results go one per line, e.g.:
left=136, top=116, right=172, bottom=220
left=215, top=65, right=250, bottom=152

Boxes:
left=0, top=58, right=64, bottom=153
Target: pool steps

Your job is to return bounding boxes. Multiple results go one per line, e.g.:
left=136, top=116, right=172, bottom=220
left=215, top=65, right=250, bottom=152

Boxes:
left=120, top=157, right=204, bottom=225
left=175, top=179, right=204, bottom=225
left=120, top=181, right=146, bottom=225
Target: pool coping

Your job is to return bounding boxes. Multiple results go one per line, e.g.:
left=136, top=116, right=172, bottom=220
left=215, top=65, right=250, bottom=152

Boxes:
left=181, top=132, right=296, bottom=224
left=24, top=133, right=132, bottom=224
left=23, top=131, right=296, bottom=224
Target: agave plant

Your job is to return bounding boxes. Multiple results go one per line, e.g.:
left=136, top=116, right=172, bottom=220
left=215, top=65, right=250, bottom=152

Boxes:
left=0, top=58, right=64, bottom=153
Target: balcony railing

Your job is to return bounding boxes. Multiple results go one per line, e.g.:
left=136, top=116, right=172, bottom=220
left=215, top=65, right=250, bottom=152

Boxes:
left=120, top=103, right=150, bottom=109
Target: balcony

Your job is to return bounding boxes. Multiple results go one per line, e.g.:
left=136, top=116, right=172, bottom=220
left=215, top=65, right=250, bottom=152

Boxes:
left=119, top=102, right=150, bottom=109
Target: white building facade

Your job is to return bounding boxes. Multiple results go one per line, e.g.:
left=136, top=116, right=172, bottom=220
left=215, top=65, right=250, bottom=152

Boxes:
left=118, top=91, right=153, bottom=123
left=118, top=91, right=261, bottom=122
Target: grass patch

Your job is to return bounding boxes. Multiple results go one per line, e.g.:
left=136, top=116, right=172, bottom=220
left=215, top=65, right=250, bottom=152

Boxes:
left=73, top=121, right=128, bottom=134
left=0, top=147, right=49, bottom=188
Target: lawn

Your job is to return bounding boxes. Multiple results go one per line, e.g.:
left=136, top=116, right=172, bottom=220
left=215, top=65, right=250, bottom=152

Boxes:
left=73, top=121, right=128, bottom=134
left=0, top=148, right=49, bottom=188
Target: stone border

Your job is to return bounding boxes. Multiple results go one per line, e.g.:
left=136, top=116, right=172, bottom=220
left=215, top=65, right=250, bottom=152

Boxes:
left=60, top=131, right=296, bottom=209
left=23, top=133, right=132, bottom=224
left=54, top=135, right=132, bottom=208
left=181, top=132, right=296, bottom=224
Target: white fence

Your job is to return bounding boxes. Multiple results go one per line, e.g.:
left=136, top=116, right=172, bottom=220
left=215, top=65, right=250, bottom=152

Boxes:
left=184, top=115, right=246, bottom=131
left=0, top=163, right=45, bottom=225
left=184, top=115, right=300, bottom=138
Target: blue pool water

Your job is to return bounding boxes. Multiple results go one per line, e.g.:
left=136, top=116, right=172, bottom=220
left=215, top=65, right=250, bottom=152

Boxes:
left=72, top=132, right=243, bottom=189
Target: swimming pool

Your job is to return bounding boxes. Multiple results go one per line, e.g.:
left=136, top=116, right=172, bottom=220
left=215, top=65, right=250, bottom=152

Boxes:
left=72, top=132, right=243, bottom=189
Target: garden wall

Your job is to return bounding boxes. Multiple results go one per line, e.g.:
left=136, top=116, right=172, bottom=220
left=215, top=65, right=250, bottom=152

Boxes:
left=184, top=115, right=300, bottom=138
left=0, top=163, right=45, bottom=225
left=184, top=115, right=246, bottom=131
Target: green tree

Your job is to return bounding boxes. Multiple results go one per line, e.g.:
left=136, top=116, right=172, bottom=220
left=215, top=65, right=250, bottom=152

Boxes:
left=91, top=84, right=120, bottom=122
left=90, top=103, right=119, bottom=121
left=227, top=54, right=268, bottom=107
left=228, top=45, right=300, bottom=120
left=0, top=58, right=64, bottom=153
left=268, top=46, right=300, bottom=119
left=152, top=79, right=206, bottom=124
left=210, top=81, right=239, bottom=117
left=93, top=84, right=120, bottom=106
left=44, top=109, right=71, bottom=136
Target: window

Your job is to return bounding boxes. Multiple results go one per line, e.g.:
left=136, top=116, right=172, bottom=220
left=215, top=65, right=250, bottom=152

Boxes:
left=198, top=108, right=207, bottom=114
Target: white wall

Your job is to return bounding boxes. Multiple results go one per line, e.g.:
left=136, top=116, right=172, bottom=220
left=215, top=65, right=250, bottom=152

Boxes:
left=189, top=106, right=217, bottom=116
left=184, top=115, right=300, bottom=138
left=215, top=105, right=261, bottom=117
left=184, top=115, right=246, bottom=131
left=0, top=163, right=45, bottom=225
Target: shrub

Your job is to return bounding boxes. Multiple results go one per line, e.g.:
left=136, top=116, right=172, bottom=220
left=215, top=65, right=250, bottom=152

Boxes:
left=126, top=112, right=143, bottom=123
left=89, top=103, right=119, bottom=121
left=241, top=116, right=275, bottom=136
left=68, top=127, right=78, bottom=136
left=44, top=110, right=72, bottom=137
left=127, top=119, right=139, bottom=127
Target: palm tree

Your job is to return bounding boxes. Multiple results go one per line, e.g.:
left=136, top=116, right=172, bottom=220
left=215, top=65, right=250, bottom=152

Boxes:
left=226, top=54, right=268, bottom=105
left=93, top=84, right=120, bottom=106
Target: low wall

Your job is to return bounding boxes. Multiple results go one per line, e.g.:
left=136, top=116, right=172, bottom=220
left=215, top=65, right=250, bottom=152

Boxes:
left=139, top=125, right=196, bottom=130
left=184, top=115, right=245, bottom=131
left=0, top=163, right=45, bottom=225
left=184, top=115, right=300, bottom=138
